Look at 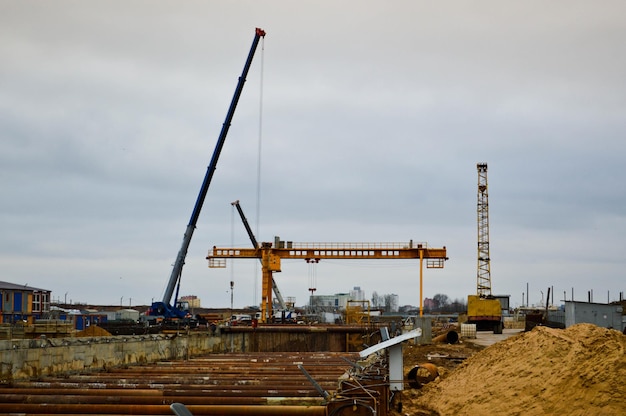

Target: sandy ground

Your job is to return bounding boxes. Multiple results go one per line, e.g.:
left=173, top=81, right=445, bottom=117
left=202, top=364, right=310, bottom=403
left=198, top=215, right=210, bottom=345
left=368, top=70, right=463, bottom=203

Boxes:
left=392, top=324, right=626, bottom=416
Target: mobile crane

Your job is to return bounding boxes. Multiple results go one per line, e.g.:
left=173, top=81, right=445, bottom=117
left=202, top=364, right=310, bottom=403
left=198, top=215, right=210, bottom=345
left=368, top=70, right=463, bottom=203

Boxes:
left=231, top=200, right=288, bottom=313
left=147, top=28, right=266, bottom=322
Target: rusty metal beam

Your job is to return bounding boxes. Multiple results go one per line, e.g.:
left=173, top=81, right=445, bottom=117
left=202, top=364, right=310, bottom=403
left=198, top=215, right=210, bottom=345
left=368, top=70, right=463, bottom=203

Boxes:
left=0, top=403, right=327, bottom=415
left=0, top=351, right=361, bottom=415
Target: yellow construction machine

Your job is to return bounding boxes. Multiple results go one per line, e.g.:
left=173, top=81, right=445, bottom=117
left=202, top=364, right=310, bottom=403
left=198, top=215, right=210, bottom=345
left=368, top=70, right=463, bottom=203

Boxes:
left=467, top=295, right=503, bottom=334
left=466, top=163, right=505, bottom=334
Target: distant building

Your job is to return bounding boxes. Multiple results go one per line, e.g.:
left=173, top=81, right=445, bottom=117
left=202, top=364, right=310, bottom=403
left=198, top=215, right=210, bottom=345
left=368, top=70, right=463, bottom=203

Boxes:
left=350, top=286, right=365, bottom=301
left=115, top=308, right=140, bottom=321
left=180, top=295, right=201, bottom=308
left=564, top=300, right=623, bottom=330
left=387, top=294, right=399, bottom=313
left=312, top=289, right=395, bottom=312
left=310, top=293, right=352, bottom=310
left=48, top=306, right=107, bottom=330
left=399, top=304, right=419, bottom=315
left=423, top=298, right=436, bottom=311
left=0, top=280, right=51, bottom=324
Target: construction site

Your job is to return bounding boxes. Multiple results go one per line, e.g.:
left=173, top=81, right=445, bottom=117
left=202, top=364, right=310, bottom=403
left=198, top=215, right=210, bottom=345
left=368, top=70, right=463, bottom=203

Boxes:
left=1, top=26, right=625, bottom=416
left=1, top=309, right=625, bottom=415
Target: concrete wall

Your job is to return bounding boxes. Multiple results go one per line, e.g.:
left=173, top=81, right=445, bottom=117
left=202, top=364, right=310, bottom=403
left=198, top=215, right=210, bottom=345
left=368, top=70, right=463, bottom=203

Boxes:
left=0, top=331, right=222, bottom=382
left=0, top=325, right=369, bottom=381
left=223, top=326, right=354, bottom=352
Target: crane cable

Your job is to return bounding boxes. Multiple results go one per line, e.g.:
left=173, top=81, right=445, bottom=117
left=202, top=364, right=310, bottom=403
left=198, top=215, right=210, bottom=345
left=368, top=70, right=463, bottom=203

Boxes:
left=230, top=202, right=235, bottom=308
left=307, top=259, right=318, bottom=314
left=308, top=261, right=317, bottom=293
left=253, top=34, right=265, bottom=307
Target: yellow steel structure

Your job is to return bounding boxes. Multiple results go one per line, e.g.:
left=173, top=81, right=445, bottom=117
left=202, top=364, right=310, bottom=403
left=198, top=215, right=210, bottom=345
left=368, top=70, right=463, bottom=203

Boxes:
left=345, top=300, right=372, bottom=350
left=469, top=163, right=503, bottom=334
left=207, top=240, right=447, bottom=322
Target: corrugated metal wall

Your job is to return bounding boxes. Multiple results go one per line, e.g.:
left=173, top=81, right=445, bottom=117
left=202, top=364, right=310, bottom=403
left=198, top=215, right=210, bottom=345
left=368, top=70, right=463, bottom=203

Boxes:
left=564, top=301, right=623, bottom=330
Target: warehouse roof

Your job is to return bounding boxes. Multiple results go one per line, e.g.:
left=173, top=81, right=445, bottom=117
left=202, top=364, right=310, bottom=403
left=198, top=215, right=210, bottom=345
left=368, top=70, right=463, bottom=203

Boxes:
left=0, top=280, right=50, bottom=292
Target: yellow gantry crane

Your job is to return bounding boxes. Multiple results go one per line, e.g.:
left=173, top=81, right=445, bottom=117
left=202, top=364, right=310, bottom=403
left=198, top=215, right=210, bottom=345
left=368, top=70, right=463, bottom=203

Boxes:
left=207, top=238, right=447, bottom=322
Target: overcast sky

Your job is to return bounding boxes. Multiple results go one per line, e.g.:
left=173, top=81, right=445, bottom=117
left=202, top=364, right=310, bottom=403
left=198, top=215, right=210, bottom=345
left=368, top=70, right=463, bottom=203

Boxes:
left=2, top=1, right=625, bottom=310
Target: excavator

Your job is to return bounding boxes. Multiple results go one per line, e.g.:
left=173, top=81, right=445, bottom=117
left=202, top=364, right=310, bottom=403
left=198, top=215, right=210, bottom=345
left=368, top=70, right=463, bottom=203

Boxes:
left=146, top=28, right=266, bottom=323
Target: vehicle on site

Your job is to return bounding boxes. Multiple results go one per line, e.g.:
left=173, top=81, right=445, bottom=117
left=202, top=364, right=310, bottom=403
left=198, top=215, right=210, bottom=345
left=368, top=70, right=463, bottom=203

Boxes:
left=145, top=28, right=266, bottom=323
left=230, top=314, right=253, bottom=326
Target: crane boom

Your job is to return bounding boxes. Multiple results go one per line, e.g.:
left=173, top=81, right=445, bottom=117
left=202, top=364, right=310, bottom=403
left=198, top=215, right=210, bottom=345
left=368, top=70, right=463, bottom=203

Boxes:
left=232, top=200, right=259, bottom=249
left=150, top=28, right=266, bottom=320
left=231, top=200, right=288, bottom=311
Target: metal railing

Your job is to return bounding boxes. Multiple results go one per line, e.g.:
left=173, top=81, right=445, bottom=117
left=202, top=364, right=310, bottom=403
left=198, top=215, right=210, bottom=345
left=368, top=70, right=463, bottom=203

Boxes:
left=284, top=241, right=428, bottom=250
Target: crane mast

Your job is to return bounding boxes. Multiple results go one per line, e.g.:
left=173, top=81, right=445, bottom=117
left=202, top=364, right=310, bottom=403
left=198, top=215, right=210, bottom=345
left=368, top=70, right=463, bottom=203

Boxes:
left=468, top=162, right=504, bottom=334
left=150, top=28, right=266, bottom=320
left=476, top=163, right=491, bottom=297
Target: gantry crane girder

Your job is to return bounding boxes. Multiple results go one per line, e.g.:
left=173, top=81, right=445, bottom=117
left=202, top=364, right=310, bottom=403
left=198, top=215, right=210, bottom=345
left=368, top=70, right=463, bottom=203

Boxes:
left=207, top=241, right=447, bottom=322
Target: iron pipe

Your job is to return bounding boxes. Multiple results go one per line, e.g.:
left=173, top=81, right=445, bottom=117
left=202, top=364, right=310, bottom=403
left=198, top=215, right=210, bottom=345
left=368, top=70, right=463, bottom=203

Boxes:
left=0, top=394, right=324, bottom=406
left=0, top=388, right=161, bottom=396
left=0, top=403, right=326, bottom=415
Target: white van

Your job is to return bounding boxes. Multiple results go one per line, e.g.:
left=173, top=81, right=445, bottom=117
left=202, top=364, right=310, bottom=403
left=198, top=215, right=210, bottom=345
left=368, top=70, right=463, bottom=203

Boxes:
left=230, top=314, right=252, bottom=325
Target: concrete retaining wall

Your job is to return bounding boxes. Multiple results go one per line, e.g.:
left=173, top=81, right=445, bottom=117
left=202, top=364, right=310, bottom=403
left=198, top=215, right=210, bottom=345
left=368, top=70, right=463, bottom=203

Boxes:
left=0, top=325, right=370, bottom=381
left=0, top=332, right=222, bottom=382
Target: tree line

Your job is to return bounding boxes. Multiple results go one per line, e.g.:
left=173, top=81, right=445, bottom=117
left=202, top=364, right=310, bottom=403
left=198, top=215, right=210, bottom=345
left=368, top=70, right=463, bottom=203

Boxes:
left=372, top=292, right=468, bottom=314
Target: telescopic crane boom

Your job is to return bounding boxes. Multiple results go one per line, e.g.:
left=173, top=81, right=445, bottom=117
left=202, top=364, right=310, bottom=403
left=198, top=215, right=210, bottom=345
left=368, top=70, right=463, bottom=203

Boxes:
left=148, top=28, right=266, bottom=320
left=231, top=200, right=288, bottom=311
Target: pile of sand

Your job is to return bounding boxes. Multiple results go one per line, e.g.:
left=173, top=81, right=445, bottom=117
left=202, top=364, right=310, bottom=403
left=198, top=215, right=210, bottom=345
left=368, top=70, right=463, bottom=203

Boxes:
left=75, top=325, right=112, bottom=337
left=414, top=324, right=626, bottom=415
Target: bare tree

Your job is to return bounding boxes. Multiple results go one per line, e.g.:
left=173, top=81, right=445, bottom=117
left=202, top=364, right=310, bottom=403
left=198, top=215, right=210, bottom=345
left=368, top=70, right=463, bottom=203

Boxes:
left=382, top=294, right=390, bottom=313
left=371, top=291, right=381, bottom=308
left=432, top=293, right=450, bottom=311
left=449, top=298, right=467, bottom=313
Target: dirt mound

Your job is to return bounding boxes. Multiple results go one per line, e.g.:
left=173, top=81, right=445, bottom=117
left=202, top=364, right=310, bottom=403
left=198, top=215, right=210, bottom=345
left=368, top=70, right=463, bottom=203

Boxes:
left=413, top=324, right=626, bottom=415
left=75, top=325, right=112, bottom=337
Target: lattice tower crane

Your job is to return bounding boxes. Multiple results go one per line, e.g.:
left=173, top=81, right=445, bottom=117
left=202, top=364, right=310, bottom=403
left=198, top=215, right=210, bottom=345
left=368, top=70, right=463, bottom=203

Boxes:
left=476, top=163, right=491, bottom=297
